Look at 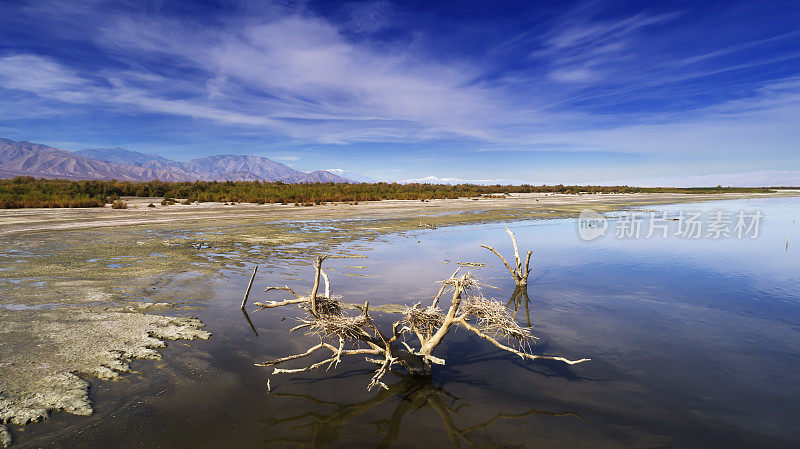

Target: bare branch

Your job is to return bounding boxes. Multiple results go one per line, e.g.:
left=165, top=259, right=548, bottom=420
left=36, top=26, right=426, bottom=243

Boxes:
left=264, top=343, right=383, bottom=373
left=320, top=269, right=330, bottom=298
left=422, top=353, right=445, bottom=365
left=457, top=262, right=486, bottom=268
left=419, top=275, right=469, bottom=356
left=367, top=354, right=396, bottom=391
left=524, top=250, right=533, bottom=275
left=388, top=321, right=402, bottom=343
left=321, top=344, right=383, bottom=357
left=430, top=267, right=461, bottom=308
left=309, top=256, right=327, bottom=316
left=263, top=285, right=300, bottom=298
left=255, top=342, right=326, bottom=367
left=505, top=227, right=521, bottom=272
left=289, top=322, right=313, bottom=333
left=273, top=357, right=339, bottom=374
left=457, top=319, right=589, bottom=365
left=327, top=336, right=345, bottom=370
left=480, top=245, right=515, bottom=278
left=253, top=297, right=308, bottom=311
left=400, top=340, right=414, bottom=353
left=241, top=266, right=258, bottom=309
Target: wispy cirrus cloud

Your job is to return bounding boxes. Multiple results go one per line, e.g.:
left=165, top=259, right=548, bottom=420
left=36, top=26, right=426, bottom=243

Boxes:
left=531, top=4, right=680, bottom=84
left=89, top=12, right=509, bottom=143
left=0, top=54, right=90, bottom=102
left=1, top=0, right=799, bottom=184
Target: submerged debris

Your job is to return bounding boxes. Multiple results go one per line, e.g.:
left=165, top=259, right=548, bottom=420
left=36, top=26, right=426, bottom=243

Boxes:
left=457, top=262, right=486, bottom=268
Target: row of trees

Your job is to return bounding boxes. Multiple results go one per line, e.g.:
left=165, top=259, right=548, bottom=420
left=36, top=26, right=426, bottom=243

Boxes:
left=0, top=176, right=777, bottom=209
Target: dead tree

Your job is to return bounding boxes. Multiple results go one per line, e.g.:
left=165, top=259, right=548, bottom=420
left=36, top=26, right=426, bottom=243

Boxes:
left=252, top=255, right=588, bottom=391
left=481, top=227, right=532, bottom=287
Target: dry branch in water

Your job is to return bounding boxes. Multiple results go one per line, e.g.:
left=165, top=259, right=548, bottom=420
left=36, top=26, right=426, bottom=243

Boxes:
left=250, top=244, right=587, bottom=391
left=481, top=227, right=533, bottom=287
left=241, top=266, right=258, bottom=310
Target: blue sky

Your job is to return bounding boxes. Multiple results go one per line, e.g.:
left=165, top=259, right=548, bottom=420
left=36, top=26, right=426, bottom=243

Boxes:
left=1, top=0, right=799, bottom=185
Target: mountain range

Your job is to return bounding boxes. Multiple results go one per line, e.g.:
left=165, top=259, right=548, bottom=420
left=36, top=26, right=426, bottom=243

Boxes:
left=0, top=138, right=350, bottom=183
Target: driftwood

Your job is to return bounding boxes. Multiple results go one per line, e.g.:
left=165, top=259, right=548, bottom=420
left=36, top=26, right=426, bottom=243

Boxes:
left=250, top=250, right=588, bottom=391
left=481, top=227, right=532, bottom=287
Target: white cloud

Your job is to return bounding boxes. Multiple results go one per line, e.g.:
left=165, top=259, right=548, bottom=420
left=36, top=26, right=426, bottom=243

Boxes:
left=0, top=54, right=88, bottom=101
left=1, top=1, right=799, bottom=183
left=533, top=7, right=680, bottom=85
left=270, top=154, right=299, bottom=161
left=89, top=13, right=508, bottom=142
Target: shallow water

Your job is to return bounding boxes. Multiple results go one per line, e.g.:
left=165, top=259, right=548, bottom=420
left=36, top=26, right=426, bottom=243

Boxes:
left=13, top=197, right=800, bottom=448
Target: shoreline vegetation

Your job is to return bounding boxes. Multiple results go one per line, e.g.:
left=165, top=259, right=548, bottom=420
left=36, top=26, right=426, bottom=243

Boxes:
left=0, top=176, right=788, bottom=209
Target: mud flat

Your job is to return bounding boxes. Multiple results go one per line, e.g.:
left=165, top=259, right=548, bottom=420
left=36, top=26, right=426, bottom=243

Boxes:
left=0, top=191, right=796, bottom=446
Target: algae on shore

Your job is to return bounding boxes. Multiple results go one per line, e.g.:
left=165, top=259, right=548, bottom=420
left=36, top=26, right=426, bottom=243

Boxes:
left=0, top=308, right=208, bottom=447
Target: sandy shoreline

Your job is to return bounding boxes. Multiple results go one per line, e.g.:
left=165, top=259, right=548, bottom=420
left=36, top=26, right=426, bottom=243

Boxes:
left=2, top=191, right=797, bottom=236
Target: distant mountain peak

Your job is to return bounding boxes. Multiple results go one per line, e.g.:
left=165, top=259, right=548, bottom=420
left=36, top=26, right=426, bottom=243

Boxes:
left=0, top=138, right=353, bottom=183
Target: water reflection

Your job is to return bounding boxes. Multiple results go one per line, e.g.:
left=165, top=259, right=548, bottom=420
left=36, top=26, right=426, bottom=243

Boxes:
left=241, top=308, right=259, bottom=337
left=12, top=196, right=800, bottom=448
left=261, top=374, right=583, bottom=449
left=506, top=286, right=531, bottom=327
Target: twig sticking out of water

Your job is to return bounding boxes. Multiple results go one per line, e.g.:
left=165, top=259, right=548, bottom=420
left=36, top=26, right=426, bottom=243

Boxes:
left=481, top=227, right=532, bottom=287
left=241, top=266, right=258, bottom=310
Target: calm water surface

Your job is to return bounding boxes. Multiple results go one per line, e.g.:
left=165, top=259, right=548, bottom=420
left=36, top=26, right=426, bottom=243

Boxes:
left=15, top=197, right=800, bottom=448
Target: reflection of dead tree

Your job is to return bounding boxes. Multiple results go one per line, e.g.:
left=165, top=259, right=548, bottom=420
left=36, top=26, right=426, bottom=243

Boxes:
left=260, top=376, right=584, bottom=449
left=506, top=287, right=532, bottom=328
left=251, top=252, right=588, bottom=391
left=481, top=227, right=532, bottom=287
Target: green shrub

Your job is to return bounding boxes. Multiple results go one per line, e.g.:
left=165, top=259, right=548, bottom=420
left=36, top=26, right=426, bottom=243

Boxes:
left=0, top=177, right=779, bottom=209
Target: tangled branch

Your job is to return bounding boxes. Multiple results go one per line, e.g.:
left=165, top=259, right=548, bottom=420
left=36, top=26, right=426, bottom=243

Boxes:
left=249, top=237, right=588, bottom=391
